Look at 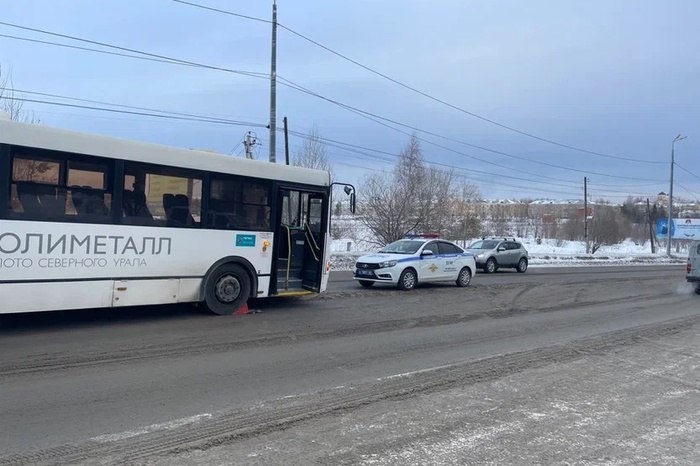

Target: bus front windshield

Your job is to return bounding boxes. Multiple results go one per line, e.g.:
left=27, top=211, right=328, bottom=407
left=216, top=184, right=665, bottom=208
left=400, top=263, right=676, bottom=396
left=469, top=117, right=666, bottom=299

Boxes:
left=378, top=240, right=424, bottom=254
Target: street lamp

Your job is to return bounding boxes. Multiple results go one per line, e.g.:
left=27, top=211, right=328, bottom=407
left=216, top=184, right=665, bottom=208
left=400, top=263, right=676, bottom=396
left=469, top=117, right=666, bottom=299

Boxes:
left=667, top=134, right=687, bottom=256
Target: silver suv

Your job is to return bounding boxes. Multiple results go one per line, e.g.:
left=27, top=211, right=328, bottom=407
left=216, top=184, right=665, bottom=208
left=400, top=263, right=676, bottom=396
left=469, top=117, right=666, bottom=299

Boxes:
left=466, top=238, right=529, bottom=273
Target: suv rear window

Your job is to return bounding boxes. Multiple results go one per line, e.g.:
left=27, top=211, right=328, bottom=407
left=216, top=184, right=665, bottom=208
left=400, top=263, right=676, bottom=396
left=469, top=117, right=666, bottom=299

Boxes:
left=470, top=240, right=499, bottom=249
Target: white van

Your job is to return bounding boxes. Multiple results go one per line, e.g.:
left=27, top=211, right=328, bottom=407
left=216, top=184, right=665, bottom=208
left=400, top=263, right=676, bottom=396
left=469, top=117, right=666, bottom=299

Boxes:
left=687, top=241, right=700, bottom=295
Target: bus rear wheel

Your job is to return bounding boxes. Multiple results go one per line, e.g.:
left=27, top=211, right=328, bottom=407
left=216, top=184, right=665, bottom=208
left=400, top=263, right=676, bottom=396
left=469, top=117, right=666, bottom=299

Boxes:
left=204, top=263, right=251, bottom=315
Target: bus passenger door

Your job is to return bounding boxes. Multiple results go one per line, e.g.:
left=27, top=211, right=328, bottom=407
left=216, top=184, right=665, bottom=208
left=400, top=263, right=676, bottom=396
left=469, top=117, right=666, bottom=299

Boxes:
left=274, top=188, right=326, bottom=294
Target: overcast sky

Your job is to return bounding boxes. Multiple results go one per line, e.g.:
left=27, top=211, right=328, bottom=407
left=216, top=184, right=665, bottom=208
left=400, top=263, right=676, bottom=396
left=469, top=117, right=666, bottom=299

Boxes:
left=2, top=0, right=699, bottom=202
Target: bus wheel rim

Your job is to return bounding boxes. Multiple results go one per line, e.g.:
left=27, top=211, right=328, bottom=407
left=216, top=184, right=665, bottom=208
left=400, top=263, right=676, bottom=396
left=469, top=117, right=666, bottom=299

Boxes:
left=215, top=275, right=241, bottom=303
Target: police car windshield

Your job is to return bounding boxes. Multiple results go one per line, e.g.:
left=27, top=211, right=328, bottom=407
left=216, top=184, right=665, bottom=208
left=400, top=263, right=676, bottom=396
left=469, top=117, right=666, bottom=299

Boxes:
left=379, top=240, right=424, bottom=254
left=469, top=240, right=500, bottom=249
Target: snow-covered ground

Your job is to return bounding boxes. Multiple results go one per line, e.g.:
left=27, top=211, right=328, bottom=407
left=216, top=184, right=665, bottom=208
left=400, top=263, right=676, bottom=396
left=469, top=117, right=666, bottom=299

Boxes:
left=329, top=230, right=689, bottom=271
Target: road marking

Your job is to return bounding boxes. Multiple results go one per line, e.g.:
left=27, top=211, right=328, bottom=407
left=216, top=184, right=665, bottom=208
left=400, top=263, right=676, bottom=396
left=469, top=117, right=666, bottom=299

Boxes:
left=380, top=363, right=455, bottom=381
left=89, top=413, right=213, bottom=443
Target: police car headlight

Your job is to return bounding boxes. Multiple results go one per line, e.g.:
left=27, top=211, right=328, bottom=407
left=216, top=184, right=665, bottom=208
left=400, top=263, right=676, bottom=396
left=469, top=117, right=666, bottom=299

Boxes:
left=378, top=260, right=398, bottom=268
left=477, top=254, right=484, bottom=258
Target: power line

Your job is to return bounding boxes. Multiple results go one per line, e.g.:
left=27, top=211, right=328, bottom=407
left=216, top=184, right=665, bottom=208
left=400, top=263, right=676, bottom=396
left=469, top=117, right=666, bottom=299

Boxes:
left=278, top=76, right=666, bottom=183
left=8, top=85, right=657, bottom=199
left=675, top=162, right=700, bottom=182
left=1, top=19, right=665, bottom=185
left=5, top=82, right=659, bottom=199
left=0, top=21, right=267, bottom=78
left=280, top=79, right=663, bottom=183
left=0, top=33, right=207, bottom=71
left=275, top=27, right=664, bottom=165
left=8, top=96, right=267, bottom=128
left=162, top=0, right=664, bottom=165
left=285, top=128, right=658, bottom=197
left=589, top=180, right=663, bottom=188
left=8, top=88, right=263, bottom=125
left=284, top=129, right=656, bottom=196
left=676, top=182, right=700, bottom=199
left=285, top=124, right=658, bottom=200
left=334, top=160, right=643, bottom=200
left=169, top=0, right=270, bottom=23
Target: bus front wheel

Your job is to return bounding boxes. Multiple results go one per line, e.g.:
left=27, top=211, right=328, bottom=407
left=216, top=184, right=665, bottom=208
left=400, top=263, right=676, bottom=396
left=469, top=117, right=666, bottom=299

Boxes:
left=204, top=263, right=251, bottom=315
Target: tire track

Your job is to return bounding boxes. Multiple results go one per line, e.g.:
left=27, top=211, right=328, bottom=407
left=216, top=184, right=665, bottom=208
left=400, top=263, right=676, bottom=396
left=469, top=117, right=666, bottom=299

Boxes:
left=1, top=277, right=683, bottom=377
left=2, top=315, right=697, bottom=466
left=0, top=313, right=483, bottom=377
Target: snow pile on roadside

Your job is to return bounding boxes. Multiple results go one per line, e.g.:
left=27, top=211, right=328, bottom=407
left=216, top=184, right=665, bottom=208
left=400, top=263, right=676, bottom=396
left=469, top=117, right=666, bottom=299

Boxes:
left=516, top=238, right=686, bottom=267
left=329, top=237, right=687, bottom=271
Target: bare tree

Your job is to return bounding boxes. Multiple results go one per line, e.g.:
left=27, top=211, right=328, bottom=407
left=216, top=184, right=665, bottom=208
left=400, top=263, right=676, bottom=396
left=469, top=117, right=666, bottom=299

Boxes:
left=448, top=181, right=482, bottom=244
left=360, top=174, right=418, bottom=246
left=0, top=65, right=39, bottom=123
left=293, top=127, right=332, bottom=175
left=561, top=212, right=584, bottom=241
left=359, top=135, right=425, bottom=245
left=589, top=206, right=626, bottom=253
left=359, top=134, right=475, bottom=245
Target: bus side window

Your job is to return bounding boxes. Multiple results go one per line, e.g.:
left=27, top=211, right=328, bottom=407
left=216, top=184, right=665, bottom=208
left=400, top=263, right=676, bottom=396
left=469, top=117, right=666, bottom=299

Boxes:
left=123, top=162, right=201, bottom=228
left=66, top=161, right=111, bottom=219
left=207, top=176, right=270, bottom=231
left=11, top=156, right=64, bottom=219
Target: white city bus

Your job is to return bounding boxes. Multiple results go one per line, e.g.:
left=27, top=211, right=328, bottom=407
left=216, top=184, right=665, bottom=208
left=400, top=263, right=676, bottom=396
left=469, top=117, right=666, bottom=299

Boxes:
left=0, top=116, right=348, bottom=315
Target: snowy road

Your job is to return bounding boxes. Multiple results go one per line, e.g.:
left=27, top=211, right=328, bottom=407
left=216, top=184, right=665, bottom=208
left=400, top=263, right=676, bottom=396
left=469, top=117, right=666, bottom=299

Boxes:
left=1, top=264, right=698, bottom=465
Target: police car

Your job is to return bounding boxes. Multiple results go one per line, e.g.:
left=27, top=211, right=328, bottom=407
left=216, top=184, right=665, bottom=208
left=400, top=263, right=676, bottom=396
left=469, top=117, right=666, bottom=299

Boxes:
left=354, top=236, right=476, bottom=290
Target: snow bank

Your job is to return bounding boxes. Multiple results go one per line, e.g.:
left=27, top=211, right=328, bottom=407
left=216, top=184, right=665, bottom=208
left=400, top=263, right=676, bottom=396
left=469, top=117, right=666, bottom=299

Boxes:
left=329, top=237, right=686, bottom=271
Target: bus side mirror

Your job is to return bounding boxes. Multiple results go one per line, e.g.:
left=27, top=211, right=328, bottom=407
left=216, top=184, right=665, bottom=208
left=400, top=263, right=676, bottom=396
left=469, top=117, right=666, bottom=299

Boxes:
left=331, top=182, right=356, bottom=214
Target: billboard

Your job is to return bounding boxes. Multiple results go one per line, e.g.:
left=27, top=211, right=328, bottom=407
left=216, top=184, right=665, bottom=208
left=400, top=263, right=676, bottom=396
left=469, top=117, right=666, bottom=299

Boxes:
left=656, top=218, right=700, bottom=240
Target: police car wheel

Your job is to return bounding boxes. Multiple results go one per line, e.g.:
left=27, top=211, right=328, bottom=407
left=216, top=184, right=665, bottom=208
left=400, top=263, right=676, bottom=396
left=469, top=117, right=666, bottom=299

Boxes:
left=456, top=267, right=472, bottom=287
left=359, top=280, right=374, bottom=288
left=398, top=269, right=417, bottom=291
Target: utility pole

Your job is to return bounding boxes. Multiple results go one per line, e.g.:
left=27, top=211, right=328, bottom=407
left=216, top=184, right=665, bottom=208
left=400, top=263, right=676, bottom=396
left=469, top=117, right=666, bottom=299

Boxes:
left=584, top=176, right=589, bottom=254
left=268, top=1, right=277, bottom=163
left=244, top=131, right=257, bottom=159
left=667, top=134, right=687, bottom=256
left=283, top=116, right=290, bottom=165
left=647, top=198, right=655, bottom=254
